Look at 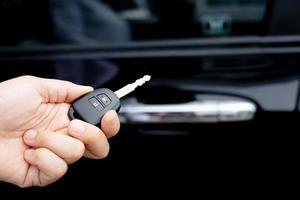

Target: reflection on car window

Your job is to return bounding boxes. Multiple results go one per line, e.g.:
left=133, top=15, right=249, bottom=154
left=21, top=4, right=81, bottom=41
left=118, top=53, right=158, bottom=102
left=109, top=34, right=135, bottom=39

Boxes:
left=0, top=0, right=271, bottom=47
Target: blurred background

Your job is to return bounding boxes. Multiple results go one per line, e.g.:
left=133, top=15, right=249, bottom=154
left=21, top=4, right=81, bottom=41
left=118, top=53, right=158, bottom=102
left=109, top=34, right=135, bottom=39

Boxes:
left=0, top=0, right=299, bottom=196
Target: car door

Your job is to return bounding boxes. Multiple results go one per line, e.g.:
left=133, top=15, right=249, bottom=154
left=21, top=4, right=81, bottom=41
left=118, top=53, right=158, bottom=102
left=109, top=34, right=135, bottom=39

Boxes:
left=0, top=0, right=299, bottom=197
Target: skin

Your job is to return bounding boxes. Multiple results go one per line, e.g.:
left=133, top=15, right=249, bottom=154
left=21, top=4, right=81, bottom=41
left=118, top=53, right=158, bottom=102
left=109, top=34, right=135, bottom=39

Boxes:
left=0, top=76, right=120, bottom=187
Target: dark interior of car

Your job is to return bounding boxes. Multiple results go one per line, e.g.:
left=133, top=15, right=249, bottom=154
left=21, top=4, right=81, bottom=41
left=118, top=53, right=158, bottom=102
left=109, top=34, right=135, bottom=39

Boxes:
left=0, top=0, right=299, bottom=196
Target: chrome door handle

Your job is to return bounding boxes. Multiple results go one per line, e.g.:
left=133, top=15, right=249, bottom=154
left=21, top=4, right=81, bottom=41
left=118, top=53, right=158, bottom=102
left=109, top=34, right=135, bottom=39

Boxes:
left=119, top=97, right=256, bottom=124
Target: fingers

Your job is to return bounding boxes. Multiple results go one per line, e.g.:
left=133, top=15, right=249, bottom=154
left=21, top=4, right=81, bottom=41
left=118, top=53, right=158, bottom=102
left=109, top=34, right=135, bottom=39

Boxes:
left=37, top=77, right=94, bottom=103
left=23, top=130, right=85, bottom=164
left=101, top=110, right=120, bottom=139
left=23, top=110, right=120, bottom=162
left=24, top=148, right=67, bottom=187
left=69, top=120, right=110, bottom=159
left=68, top=111, right=120, bottom=159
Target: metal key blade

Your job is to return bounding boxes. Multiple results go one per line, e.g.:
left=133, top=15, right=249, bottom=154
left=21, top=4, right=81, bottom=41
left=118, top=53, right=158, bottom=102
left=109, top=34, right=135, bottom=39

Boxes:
left=115, top=75, right=151, bottom=98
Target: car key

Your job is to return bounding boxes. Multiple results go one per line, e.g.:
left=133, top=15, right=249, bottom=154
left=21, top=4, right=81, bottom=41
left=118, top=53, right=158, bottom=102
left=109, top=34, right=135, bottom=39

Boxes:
left=68, top=75, right=151, bottom=125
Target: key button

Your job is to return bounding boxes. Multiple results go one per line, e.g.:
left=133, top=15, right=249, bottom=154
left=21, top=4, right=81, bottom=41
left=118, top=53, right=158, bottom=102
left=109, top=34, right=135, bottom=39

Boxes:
left=89, top=97, right=104, bottom=111
left=98, top=94, right=111, bottom=106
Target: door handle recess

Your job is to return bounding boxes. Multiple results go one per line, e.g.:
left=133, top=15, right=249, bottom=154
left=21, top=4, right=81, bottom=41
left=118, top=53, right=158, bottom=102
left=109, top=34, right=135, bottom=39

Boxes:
left=119, top=98, right=256, bottom=124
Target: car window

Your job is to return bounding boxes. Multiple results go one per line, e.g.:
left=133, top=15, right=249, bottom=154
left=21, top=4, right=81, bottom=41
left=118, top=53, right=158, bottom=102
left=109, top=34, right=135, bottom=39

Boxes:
left=0, top=0, right=273, bottom=47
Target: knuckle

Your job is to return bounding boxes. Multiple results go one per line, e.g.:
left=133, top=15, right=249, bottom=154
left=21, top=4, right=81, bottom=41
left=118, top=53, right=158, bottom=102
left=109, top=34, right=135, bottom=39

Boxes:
left=20, top=75, right=35, bottom=80
left=19, top=75, right=39, bottom=84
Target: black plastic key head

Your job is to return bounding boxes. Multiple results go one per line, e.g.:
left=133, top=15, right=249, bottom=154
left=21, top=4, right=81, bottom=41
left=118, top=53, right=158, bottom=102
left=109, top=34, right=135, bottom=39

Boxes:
left=69, top=88, right=121, bottom=125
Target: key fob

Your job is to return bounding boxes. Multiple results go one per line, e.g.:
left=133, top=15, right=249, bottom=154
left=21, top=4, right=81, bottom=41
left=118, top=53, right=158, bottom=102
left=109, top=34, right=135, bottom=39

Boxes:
left=69, top=88, right=121, bottom=125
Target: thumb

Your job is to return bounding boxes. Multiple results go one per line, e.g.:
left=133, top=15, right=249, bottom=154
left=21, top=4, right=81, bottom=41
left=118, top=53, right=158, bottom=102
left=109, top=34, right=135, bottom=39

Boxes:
left=38, top=78, right=94, bottom=103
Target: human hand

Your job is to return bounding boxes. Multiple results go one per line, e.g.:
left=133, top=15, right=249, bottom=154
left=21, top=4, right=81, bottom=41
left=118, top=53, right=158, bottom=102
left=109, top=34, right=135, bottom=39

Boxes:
left=0, top=76, right=120, bottom=187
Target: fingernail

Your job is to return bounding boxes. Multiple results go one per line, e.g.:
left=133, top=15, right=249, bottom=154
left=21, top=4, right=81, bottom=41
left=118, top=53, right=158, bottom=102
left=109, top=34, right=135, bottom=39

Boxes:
left=24, top=130, right=37, bottom=141
left=82, top=86, right=94, bottom=92
left=70, top=120, right=86, bottom=135
left=108, top=110, right=118, bottom=128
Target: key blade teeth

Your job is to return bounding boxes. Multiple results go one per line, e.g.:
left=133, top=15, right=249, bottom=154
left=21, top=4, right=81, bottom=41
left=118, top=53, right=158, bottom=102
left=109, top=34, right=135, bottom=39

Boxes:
left=135, top=80, right=144, bottom=86
left=135, top=75, right=151, bottom=86
left=114, top=75, right=152, bottom=99
left=134, top=75, right=151, bottom=86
